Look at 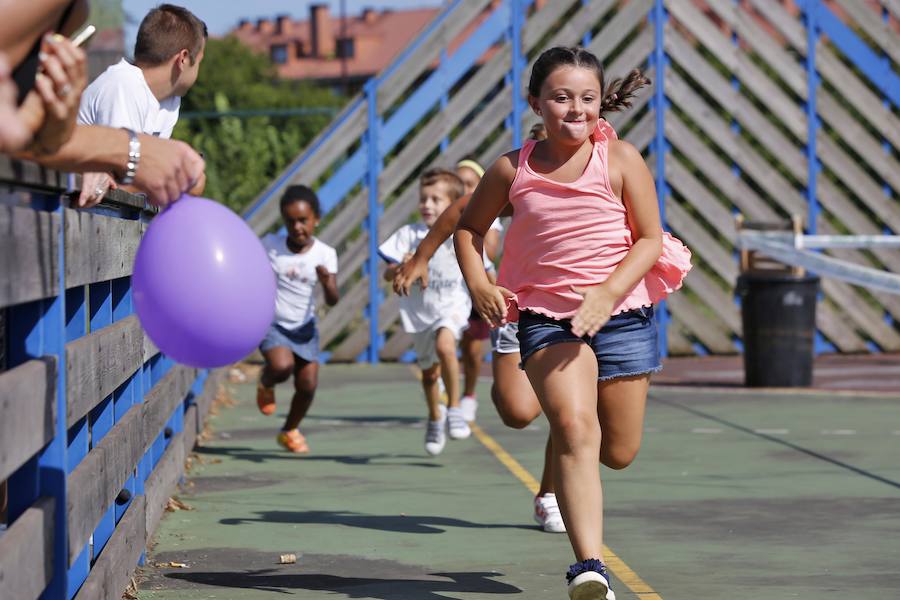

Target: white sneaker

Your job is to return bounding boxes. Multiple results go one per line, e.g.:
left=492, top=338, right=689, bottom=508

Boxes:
left=534, top=493, right=566, bottom=533
left=424, top=418, right=446, bottom=456
left=567, top=571, right=615, bottom=600
left=446, top=407, right=471, bottom=439
left=459, top=395, right=478, bottom=422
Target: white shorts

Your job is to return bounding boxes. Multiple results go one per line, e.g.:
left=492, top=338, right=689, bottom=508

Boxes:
left=491, top=321, right=520, bottom=354
left=411, top=318, right=467, bottom=369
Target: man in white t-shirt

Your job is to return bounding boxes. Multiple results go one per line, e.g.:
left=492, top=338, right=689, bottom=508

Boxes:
left=381, top=168, right=494, bottom=456
left=76, top=4, right=207, bottom=207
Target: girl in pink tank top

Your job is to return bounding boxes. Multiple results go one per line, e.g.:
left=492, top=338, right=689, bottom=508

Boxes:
left=455, top=46, right=690, bottom=600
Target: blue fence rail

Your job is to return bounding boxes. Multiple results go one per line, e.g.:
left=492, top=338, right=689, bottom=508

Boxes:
left=0, top=161, right=224, bottom=600
left=244, top=0, right=898, bottom=360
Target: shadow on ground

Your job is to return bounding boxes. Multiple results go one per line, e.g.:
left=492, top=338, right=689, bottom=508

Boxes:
left=220, top=509, right=536, bottom=534
left=165, top=570, right=521, bottom=599
left=195, top=445, right=442, bottom=468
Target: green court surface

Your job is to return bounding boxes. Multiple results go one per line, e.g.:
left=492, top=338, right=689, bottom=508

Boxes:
left=138, top=364, right=900, bottom=600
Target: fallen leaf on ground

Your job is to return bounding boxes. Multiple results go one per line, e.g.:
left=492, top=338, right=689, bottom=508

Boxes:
left=279, top=553, right=297, bottom=564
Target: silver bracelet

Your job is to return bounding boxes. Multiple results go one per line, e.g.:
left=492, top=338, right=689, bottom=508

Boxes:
left=120, top=128, right=141, bottom=185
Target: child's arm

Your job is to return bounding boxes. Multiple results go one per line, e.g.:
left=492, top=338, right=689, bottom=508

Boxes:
left=393, top=193, right=474, bottom=295
left=454, top=153, right=517, bottom=327
left=315, top=265, right=340, bottom=306
left=383, top=252, right=413, bottom=282
left=571, top=140, right=664, bottom=337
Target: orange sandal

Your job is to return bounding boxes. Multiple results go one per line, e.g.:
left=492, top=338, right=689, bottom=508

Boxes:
left=256, top=384, right=276, bottom=416
left=276, top=429, right=309, bottom=454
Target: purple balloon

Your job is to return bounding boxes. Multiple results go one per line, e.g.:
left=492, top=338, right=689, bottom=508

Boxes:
left=133, top=195, right=276, bottom=368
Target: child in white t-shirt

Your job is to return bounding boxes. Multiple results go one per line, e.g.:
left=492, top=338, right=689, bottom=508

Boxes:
left=257, top=185, right=340, bottom=453
left=380, top=168, right=491, bottom=456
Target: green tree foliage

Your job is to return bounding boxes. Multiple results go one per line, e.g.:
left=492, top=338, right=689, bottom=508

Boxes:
left=173, top=37, right=344, bottom=212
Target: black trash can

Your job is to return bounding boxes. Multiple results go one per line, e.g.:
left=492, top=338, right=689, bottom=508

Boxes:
left=737, top=272, right=820, bottom=387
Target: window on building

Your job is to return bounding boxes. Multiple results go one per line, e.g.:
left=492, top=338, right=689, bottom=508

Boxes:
left=271, top=44, right=288, bottom=64
left=336, top=37, right=355, bottom=59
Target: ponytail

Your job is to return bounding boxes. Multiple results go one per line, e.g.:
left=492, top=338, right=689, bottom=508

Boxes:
left=600, top=69, right=651, bottom=114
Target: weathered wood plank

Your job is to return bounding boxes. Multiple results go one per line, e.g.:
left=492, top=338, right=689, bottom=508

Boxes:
left=183, top=404, right=198, bottom=455
left=818, top=136, right=900, bottom=233
left=666, top=71, right=806, bottom=216
left=381, top=329, right=413, bottom=361
left=193, top=369, right=224, bottom=430
left=66, top=402, right=144, bottom=565
left=747, top=0, right=900, bottom=147
left=664, top=196, right=738, bottom=283
left=665, top=28, right=809, bottom=188
left=0, top=156, right=67, bottom=190
left=0, top=358, right=56, bottom=482
left=246, top=97, right=368, bottom=234
left=832, top=0, right=900, bottom=64
left=65, top=315, right=144, bottom=428
left=0, top=205, right=59, bottom=308
left=704, top=0, right=806, bottom=96
left=376, top=0, right=494, bottom=113
left=522, top=0, right=584, bottom=50
left=664, top=110, right=799, bottom=220
left=318, top=189, right=367, bottom=249
left=73, top=496, right=146, bottom=600
left=320, top=279, right=369, bottom=346
left=145, top=430, right=185, bottom=538
left=681, top=268, right=742, bottom=335
left=818, top=93, right=900, bottom=193
left=67, top=365, right=195, bottom=564
left=666, top=0, right=807, bottom=139
left=665, top=157, right=740, bottom=242
left=665, top=293, right=735, bottom=353
left=378, top=44, right=512, bottom=199
left=64, top=209, right=142, bottom=288
left=587, top=0, right=652, bottom=62
left=666, top=318, right=697, bottom=355
left=0, top=496, right=54, bottom=600
left=142, top=366, right=196, bottom=452
left=820, top=277, right=900, bottom=351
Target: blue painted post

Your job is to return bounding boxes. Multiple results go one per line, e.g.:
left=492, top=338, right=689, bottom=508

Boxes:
left=581, top=0, right=592, bottom=47
left=509, top=0, right=525, bottom=147
left=804, top=1, right=819, bottom=235
left=364, top=78, right=383, bottom=364
left=440, top=48, right=450, bottom=153
left=5, top=190, right=70, bottom=598
left=650, top=0, right=670, bottom=357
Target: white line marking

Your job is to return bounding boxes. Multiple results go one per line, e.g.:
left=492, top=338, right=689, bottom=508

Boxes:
left=754, top=428, right=789, bottom=435
left=691, top=427, right=722, bottom=434
left=821, top=429, right=857, bottom=435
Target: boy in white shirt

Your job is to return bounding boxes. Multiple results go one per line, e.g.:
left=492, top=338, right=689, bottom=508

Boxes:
left=76, top=4, right=207, bottom=207
left=257, top=185, right=340, bottom=453
left=380, top=168, right=492, bottom=455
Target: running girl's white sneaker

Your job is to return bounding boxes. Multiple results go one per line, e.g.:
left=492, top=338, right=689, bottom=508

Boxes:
left=446, top=407, right=471, bottom=439
left=533, top=493, right=566, bottom=533
left=460, top=394, right=478, bottom=422
left=566, top=560, right=615, bottom=600
left=424, top=418, right=446, bottom=456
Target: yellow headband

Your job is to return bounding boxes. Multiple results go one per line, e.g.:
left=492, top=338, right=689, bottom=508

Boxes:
left=456, top=159, right=485, bottom=178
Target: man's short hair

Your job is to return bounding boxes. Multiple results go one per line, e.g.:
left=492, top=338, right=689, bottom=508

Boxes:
left=420, top=168, right=465, bottom=202
left=134, top=4, right=207, bottom=66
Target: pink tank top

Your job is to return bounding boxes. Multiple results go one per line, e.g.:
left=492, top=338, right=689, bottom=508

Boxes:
left=498, top=120, right=692, bottom=321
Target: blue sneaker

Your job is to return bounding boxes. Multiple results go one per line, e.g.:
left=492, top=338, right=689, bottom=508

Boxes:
left=566, top=559, right=615, bottom=600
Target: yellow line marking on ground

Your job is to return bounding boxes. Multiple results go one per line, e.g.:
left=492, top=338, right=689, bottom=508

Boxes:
left=405, top=364, right=662, bottom=597
left=470, top=422, right=663, bottom=600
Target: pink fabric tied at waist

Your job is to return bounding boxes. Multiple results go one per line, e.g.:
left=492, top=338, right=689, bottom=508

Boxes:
left=502, top=231, right=692, bottom=323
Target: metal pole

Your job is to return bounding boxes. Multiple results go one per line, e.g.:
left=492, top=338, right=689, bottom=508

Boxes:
left=805, top=0, right=819, bottom=235
left=651, top=0, right=670, bottom=357
left=364, top=79, right=383, bottom=364
left=510, top=0, right=524, bottom=147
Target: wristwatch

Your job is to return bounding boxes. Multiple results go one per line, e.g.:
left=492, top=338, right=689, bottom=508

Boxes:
left=120, top=128, right=141, bottom=184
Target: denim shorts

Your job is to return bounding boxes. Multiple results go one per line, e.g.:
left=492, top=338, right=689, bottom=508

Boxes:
left=260, top=319, right=320, bottom=363
left=517, top=306, right=662, bottom=381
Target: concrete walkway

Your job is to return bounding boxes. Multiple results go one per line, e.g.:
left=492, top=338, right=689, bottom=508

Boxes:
left=138, top=363, right=900, bottom=599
